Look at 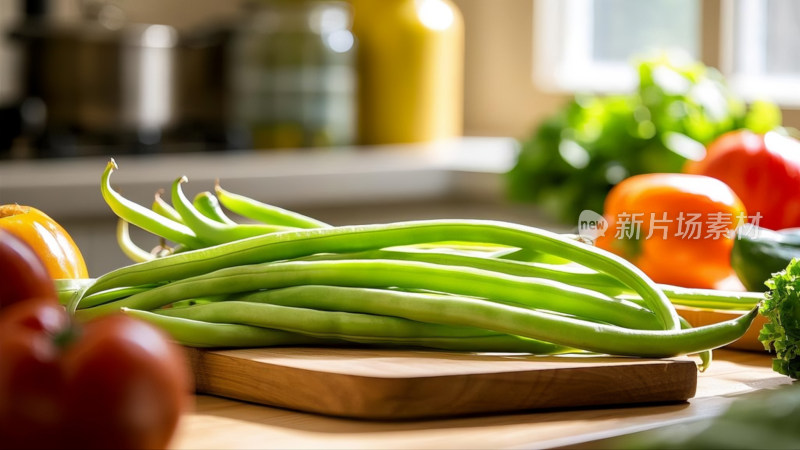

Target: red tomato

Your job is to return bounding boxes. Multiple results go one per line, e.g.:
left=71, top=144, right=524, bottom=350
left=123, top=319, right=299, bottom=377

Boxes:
left=684, top=130, right=800, bottom=230
left=0, top=228, right=58, bottom=309
left=0, top=299, right=192, bottom=450
left=0, top=299, right=67, bottom=449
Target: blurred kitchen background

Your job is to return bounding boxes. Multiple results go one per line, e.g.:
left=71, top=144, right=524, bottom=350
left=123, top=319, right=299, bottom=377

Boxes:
left=2, top=0, right=796, bottom=157
left=1, top=0, right=799, bottom=274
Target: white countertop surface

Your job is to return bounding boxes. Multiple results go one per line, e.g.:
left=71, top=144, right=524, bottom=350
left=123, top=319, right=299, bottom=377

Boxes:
left=0, top=137, right=519, bottom=220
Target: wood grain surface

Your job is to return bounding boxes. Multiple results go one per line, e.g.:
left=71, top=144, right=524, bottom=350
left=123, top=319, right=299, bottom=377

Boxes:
left=187, top=347, right=698, bottom=420
left=171, top=350, right=790, bottom=450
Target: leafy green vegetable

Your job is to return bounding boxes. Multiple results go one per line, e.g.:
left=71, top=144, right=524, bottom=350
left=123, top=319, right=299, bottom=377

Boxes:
left=508, top=53, right=782, bottom=224
left=758, top=258, right=800, bottom=379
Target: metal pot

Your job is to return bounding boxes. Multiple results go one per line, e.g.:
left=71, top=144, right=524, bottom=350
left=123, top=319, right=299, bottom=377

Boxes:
left=9, top=16, right=179, bottom=155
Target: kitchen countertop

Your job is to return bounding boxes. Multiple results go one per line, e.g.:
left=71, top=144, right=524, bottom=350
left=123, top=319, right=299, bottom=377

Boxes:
left=0, top=137, right=520, bottom=220
left=171, top=349, right=789, bottom=450
left=1, top=137, right=569, bottom=275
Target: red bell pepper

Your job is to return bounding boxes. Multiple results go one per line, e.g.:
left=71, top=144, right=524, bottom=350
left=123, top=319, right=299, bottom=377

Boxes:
left=684, top=130, right=800, bottom=230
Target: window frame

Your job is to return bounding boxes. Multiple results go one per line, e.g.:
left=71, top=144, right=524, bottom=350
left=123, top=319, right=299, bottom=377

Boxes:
left=533, top=0, right=701, bottom=94
left=533, top=0, right=800, bottom=108
left=720, top=0, right=800, bottom=107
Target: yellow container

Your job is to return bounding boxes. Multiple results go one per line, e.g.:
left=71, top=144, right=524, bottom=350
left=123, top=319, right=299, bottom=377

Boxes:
left=351, top=0, right=464, bottom=145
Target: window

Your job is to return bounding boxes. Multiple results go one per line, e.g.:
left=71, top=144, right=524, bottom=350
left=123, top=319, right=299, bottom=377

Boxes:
left=724, top=0, right=800, bottom=106
left=534, top=0, right=701, bottom=93
left=535, top=0, right=800, bottom=107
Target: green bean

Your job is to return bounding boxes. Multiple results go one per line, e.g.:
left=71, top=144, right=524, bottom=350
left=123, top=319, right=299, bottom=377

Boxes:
left=498, top=245, right=576, bottom=264
left=653, top=286, right=762, bottom=311
left=101, top=160, right=204, bottom=248
left=678, top=316, right=712, bottom=372
left=143, top=284, right=759, bottom=358
left=397, top=242, right=515, bottom=254
left=116, top=219, right=155, bottom=263
left=78, top=284, right=161, bottom=311
left=171, top=176, right=294, bottom=246
left=215, top=181, right=330, bottom=229
left=233, top=286, right=712, bottom=365
left=299, top=248, right=628, bottom=297
left=121, top=308, right=330, bottom=348
left=154, top=301, right=577, bottom=354
left=55, top=278, right=95, bottom=306
left=193, top=191, right=236, bottom=225
left=152, top=189, right=184, bottom=224
left=159, top=300, right=503, bottom=338
left=82, top=219, right=680, bottom=330
left=227, top=284, right=545, bottom=317
left=76, top=259, right=659, bottom=330
left=165, top=296, right=227, bottom=308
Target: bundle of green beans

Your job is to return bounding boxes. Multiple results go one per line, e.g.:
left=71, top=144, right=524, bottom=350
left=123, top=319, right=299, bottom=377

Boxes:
left=61, top=160, right=767, bottom=370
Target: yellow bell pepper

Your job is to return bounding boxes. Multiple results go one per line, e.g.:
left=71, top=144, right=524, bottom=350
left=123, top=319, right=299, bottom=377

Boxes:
left=0, top=204, right=89, bottom=279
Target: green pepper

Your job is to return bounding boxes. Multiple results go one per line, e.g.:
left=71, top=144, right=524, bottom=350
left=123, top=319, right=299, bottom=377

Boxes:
left=730, top=225, right=800, bottom=291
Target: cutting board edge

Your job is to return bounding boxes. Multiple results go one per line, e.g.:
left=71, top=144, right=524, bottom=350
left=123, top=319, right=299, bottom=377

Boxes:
left=187, top=348, right=699, bottom=420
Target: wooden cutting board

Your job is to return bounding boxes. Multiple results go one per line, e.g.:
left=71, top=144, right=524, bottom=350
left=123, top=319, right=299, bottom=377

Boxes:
left=186, top=347, right=698, bottom=420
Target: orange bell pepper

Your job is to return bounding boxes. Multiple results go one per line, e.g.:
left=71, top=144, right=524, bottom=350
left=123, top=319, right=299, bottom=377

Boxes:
left=594, top=173, right=746, bottom=289
left=0, top=205, right=89, bottom=279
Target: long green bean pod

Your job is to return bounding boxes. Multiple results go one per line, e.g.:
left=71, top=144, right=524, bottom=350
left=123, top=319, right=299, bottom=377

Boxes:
left=231, top=285, right=713, bottom=368
left=303, top=249, right=743, bottom=311
left=171, top=176, right=295, bottom=246
left=653, top=286, right=762, bottom=311
left=678, top=316, right=712, bottom=371
left=82, top=219, right=680, bottom=330
left=121, top=308, right=330, bottom=348
left=157, top=300, right=511, bottom=339
left=152, top=190, right=184, bottom=224
left=193, top=191, right=237, bottom=225
left=498, top=246, right=572, bottom=264
left=215, top=181, right=330, bottom=229
left=299, top=248, right=629, bottom=296
left=77, top=259, right=659, bottom=330
left=76, top=285, right=160, bottom=311
left=55, top=278, right=95, bottom=306
left=154, top=301, right=577, bottom=354
left=132, top=283, right=758, bottom=357
left=116, top=219, right=154, bottom=263
left=342, top=249, right=755, bottom=311
left=101, top=160, right=204, bottom=248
